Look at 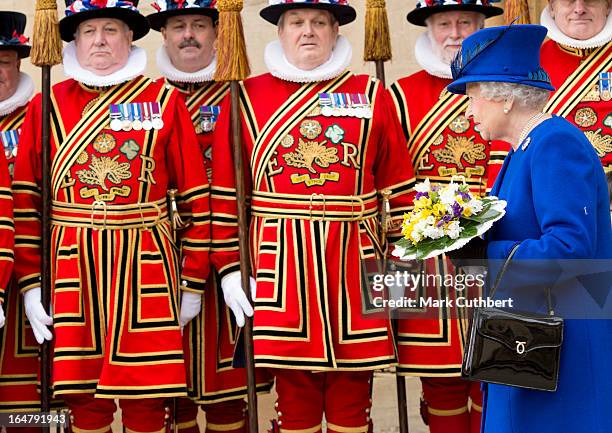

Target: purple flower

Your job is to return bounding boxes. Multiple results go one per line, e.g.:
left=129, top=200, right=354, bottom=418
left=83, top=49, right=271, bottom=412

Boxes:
left=452, top=202, right=463, bottom=218
left=459, top=191, right=470, bottom=201
left=415, top=192, right=429, bottom=200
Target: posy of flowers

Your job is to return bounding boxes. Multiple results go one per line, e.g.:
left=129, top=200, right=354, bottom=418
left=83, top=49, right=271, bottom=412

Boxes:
left=393, top=178, right=506, bottom=260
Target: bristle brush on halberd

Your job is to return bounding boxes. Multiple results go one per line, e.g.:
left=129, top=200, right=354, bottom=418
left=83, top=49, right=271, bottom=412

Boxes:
left=214, top=0, right=250, bottom=82
left=364, top=0, right=391, bottom=62
left=504, top=0, right=531, bottom=25
left=32, top=0, right=62, bottom=67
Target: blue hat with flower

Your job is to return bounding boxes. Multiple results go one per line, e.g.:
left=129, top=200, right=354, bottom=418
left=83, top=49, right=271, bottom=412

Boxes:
left=60, top=0, right=150, bottom=42
left=447, top=24, right=555, bottom=95
left=407, top=0, right=503, bottom=27
left=0, top=12, right=30, bottom=59
left=148, top=0, right=219, bottom=32
left=260, top=0, right=356, bottom=26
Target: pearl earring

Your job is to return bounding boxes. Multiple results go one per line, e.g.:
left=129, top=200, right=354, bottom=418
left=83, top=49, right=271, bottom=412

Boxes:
left=503, top=108, right=509, bottom=114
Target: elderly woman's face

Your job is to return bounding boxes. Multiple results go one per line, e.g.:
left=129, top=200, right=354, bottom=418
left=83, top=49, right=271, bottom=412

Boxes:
left=75, top=18, right=133, bottom=76
left=550, top=0, right=611, bottom=40
left=465, top=84, right=506, bottom=142
left=278, top=9, right=339, bottom=71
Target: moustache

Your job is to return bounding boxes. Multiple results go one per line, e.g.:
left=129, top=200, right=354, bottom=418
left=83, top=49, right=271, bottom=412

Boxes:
left=179, top=39, right=202, bottom=49
left=443, top=38, right=463, bottom=48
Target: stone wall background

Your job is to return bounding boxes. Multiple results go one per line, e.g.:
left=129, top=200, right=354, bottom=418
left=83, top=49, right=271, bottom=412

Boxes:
left=12, top=0, right=546, bottom=88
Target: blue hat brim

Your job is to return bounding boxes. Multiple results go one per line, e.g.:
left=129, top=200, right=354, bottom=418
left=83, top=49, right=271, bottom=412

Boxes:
left=147, top=8, right=219, bottom=32
left=260, top=3, right=356, bottom=26
left=447, top=74, right=555, bottom=95
left=60, top=8, right=150, bottom=42
left=407, top=4, right=503, bottom=27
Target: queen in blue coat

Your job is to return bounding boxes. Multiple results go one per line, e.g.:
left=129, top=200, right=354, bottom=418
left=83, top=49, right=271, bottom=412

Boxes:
left=448, top=24, right=612, bottom=433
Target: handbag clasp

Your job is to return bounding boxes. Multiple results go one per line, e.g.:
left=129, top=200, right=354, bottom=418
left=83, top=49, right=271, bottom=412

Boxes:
left=515, top=340, right=526, bottom=355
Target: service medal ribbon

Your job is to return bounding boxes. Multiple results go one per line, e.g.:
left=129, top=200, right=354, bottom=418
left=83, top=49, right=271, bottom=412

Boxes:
left=599, top=72, right=612, bottom=101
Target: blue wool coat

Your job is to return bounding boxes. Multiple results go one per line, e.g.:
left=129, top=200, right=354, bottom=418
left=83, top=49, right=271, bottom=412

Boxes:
left=483, top=115, right=612, bottom=433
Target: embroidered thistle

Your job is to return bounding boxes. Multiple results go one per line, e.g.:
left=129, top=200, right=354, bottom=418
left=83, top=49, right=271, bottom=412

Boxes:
left=283, top=138, right=339, bottom=174
left=433, top=136, right=486, bottom=170
left=77, top=154, right=132, bottom=191
left=584, top=129, right=612, bottom=158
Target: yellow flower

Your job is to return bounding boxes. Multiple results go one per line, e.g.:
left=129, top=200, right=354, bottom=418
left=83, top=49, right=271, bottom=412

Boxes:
left=402, top=220, right=415, bottom=239
left=463, top=207, right=473, bottom=217
left=418, top=209, right=432, bottom=220
left=414, top=196, right=432, bottom=209
left=432, top=203, right=445, bottom=217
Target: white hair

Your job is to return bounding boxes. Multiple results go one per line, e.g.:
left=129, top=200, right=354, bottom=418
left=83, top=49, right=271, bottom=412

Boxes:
left=476, top=82, right=550, bottom=109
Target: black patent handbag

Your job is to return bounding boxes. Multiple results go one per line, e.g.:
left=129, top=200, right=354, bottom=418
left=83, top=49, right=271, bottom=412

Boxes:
left=462, top=244, right=564, bottom=391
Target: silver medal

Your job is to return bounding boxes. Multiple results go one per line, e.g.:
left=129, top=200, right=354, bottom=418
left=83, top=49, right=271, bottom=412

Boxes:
left=110, top=118, right=122, bottom=132
left=152, top=118, right=164, bottom=130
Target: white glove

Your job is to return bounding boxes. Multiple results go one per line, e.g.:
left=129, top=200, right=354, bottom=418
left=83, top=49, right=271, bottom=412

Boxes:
left=0, top=304, right=5, bottom=328
left=179, top=291, right=202, bottom=328
left=221, top=271, right=255, bottom=328
left=24, top=287, right=53, bottom=344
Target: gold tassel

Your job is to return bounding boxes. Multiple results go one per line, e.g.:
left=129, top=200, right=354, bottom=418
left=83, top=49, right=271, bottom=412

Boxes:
left=167, top=189, right=190, bottom=233
left=214, top=0, right=250, bottom=82
left=32, top=0, right=62, bottom=67
left=364, top=0, right=392, bottom=62
left=504, top=0, right=531, bottom=25
left=380, top=189, right=392, bottom=244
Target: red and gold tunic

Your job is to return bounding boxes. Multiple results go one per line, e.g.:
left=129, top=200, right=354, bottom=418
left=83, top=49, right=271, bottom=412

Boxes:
left=389, top=71, right=507, bottom=376
left=12, top=77, right=210, bottom=399
left=0, top=106, right=21, bottom=411
left=541, top=40, right=612, bottom=173
left=211, top=72, right=415, bottom=370
left=168, top=79, right=272, bottom=403
left=0, top=107, right=18, bottom=299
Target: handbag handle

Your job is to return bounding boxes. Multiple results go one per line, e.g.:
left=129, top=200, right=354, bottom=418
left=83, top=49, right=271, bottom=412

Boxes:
left=488, top=242, right=555, bottom=316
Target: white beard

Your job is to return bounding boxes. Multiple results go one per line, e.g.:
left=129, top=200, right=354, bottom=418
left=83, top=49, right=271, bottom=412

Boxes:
left=427, top=30, right=462, bottom=65
left=414, top=32, right=453, bottom=79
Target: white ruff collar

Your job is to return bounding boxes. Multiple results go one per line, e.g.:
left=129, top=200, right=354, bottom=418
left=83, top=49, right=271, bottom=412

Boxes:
left=156, top=47, right=216, bottom=83
left=0, top=73, right=34, bottom=117
left=541, top=6, right=612, bottom=49
left=63, top=41, right=147, bottom=87
left=414, top=32, right=452, bottom=80
left=264, top=35, right=352, bottom=83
